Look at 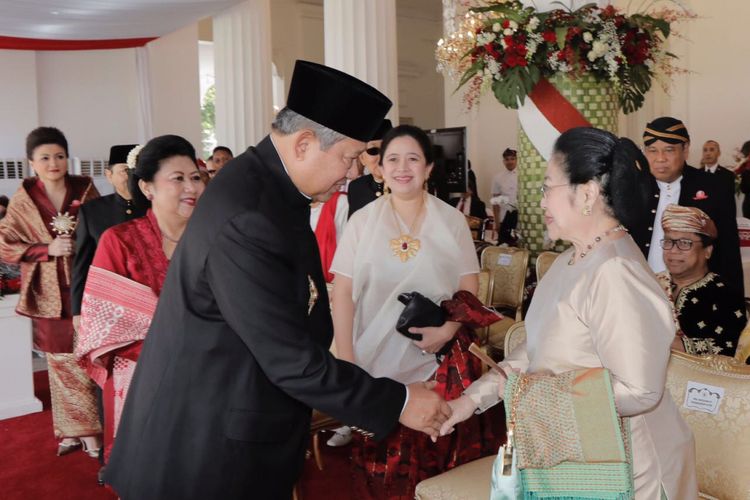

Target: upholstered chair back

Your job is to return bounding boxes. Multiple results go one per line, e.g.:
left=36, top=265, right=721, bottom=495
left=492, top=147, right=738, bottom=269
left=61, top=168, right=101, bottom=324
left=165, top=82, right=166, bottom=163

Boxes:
left=665, top=351, right=750, bottom=499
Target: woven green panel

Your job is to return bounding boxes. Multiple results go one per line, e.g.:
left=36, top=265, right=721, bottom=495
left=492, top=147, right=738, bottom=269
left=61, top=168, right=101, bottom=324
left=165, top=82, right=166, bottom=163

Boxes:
left=517, top=73, right=618, bottom=255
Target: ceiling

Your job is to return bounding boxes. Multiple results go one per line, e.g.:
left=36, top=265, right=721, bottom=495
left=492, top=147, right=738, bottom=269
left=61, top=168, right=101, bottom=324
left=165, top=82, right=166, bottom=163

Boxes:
left=0, top=0, right=245, bottom=40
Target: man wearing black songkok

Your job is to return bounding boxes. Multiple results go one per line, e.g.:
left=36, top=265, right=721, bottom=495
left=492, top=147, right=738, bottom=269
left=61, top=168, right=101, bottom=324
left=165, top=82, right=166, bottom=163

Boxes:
left=629, top=116, right=743, bottom=295
left=72, top=144, right=145, bottom=320
left=104, top=61, right=451, bottom=500
left=347, top=118, right=392, bottom=218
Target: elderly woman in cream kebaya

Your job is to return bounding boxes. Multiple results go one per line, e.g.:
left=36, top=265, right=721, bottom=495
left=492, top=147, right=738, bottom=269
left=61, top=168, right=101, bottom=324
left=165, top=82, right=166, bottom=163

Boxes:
left=440, top=127, right=698, bottom=499
left=657, top=204, right=747, bottom=357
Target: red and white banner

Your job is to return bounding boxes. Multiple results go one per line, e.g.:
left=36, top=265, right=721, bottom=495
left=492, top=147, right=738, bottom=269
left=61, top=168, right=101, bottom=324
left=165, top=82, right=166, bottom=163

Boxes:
left=517, top=77, right=592, bottom=160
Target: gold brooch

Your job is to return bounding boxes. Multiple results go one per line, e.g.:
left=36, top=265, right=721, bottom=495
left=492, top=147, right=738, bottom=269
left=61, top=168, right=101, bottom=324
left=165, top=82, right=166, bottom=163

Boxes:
left=50, top=211, right=77, bottom=235
left=390, top=234, right=421, bottom=262
left=307, top=275, right=318, bottom=315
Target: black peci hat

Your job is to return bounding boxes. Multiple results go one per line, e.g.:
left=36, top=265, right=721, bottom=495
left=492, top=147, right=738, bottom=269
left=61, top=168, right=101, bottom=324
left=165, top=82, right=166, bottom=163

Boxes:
left=643, top=117, right=690, bottom=146
left=372, top=119, right=393, bottom=141
left=109, top=144, right=138, bottom=166
left=286, top=60, right=392, bottom=142
left=502, top=148, right=517, bottom=158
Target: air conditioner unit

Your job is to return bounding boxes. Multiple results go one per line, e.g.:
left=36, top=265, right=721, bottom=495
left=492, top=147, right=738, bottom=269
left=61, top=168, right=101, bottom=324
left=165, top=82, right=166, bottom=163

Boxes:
left=0, top=159, right=27, bottom=180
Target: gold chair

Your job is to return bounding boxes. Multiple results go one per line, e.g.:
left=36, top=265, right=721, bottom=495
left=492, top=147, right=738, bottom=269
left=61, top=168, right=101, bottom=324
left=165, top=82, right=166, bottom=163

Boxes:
left=665, top=351, right=750, bottom=499
left=414, top=455, right=495, bottom=499
left=735, top=313, right=750, bottom=364
left=535, top=251, right=559, bottom=283
left=504, top=321, right=526, bottom=355
left=480, top=246, right=529, bottom=356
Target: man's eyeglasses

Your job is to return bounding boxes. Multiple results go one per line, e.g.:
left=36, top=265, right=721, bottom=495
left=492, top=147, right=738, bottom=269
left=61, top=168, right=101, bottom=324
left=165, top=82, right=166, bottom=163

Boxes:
left=660, top=238, right=700, bottom=251
left=365, top=147, right=380, bottom=156
left=539, top=183, right=569, bottom=198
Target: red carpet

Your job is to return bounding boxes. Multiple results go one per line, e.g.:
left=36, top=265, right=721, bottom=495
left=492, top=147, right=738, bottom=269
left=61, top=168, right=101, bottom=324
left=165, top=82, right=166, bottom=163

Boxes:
left=0, top=371, right=353, bottom=500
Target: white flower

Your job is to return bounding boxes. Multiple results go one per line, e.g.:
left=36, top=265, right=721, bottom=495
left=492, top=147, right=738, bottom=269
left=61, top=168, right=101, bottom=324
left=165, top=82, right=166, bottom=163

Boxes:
left=126, top=145, right=144, bottom=170
left=583, top=32, right=593, bottom=43
left=527, top=17, right=540, bottom=31
left=508, top=20, right=518, bottom=30
left=503, top=28, right=513, bottom=36
left=487, top=58, right=501, bottom=76
left=492, top=22, right=501, bottom=33
left=477, top=32, right=496, bottom=45
left=500, top=38, right=508, bottom=49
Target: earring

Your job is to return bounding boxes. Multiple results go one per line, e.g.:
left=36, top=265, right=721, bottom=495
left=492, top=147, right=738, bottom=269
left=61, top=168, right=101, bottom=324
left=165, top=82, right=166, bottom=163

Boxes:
left=147, top=193, right=153, bottom=201
left=582, top=205, right=592, bottom=216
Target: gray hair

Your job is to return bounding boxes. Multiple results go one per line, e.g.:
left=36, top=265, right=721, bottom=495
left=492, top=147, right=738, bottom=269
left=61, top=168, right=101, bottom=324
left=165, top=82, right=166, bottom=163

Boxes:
left=271, top=107, right=347, bottom=151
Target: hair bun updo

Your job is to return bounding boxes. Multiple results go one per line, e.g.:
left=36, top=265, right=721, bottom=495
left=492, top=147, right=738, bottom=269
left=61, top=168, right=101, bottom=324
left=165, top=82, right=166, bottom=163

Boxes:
left=553, top=127, right=653, bottom=231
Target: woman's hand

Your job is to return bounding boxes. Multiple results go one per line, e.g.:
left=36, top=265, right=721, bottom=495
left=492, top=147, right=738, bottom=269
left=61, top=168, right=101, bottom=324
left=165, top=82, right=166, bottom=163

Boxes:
left=48, top=235, right=74, bottom=257
left=411, top=320, right=461, bottom=355
left=436, top=395, right=478, bottom=439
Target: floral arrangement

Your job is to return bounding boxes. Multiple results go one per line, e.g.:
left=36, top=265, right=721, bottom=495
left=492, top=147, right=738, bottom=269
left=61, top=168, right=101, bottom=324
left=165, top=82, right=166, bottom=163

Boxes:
left=436, top=1, right=692, bottom=113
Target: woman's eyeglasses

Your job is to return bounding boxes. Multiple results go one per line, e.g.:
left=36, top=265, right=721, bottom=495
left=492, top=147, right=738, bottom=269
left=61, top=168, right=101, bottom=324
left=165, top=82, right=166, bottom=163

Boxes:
left=539, top=183, right=569, bottom=198
left=365, top=147, right=380, bottom=156
left=659, top=238, right=700, bottom=251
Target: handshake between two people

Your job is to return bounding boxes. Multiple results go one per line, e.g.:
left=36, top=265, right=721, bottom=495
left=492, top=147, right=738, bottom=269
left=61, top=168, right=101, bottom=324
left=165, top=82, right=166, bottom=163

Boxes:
left=398, top=374, right=507, bottom=442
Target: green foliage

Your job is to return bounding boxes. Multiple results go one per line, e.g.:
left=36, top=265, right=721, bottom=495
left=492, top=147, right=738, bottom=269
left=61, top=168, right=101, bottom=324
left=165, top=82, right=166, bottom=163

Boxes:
left=201, top=84, right=216, bottom=158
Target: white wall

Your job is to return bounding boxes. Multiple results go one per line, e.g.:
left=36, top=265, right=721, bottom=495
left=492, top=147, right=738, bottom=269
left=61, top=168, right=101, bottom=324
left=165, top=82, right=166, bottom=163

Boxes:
left=147, top=23, right=202, bottom=150
left=0, top=23, right=203, bottom=163
left=396, top=0, right=445, bottom=129
left=36, top=49, right=141, bottom=158
left=0, top=51, right=39, bottom=158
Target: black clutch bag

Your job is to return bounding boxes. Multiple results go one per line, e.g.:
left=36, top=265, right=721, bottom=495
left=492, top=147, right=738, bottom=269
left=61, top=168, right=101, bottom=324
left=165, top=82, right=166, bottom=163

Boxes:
left=396, top=292, right=447, bottom=341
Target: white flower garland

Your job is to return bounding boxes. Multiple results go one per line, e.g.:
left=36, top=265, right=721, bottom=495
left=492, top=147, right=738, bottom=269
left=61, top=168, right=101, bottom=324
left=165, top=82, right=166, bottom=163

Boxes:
left=126, top=144, right=144, bottom=170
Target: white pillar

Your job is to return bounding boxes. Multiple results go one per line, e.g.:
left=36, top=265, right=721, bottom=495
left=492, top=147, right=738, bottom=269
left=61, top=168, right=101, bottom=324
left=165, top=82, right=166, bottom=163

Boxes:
left=324, top=0, right=399, bottom=124
left=213, top=0, right=273, bottom=152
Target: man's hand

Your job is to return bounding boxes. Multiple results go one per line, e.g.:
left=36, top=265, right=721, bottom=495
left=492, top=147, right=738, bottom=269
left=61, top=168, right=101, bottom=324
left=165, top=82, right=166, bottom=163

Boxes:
left=438, top=395, right=478, bottom=437
left=399, top=381, right=452, bottom=440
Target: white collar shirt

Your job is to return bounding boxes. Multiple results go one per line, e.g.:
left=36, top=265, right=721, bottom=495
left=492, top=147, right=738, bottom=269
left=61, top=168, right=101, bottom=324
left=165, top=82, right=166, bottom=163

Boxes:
left=647, top=176, right=682, bottom=273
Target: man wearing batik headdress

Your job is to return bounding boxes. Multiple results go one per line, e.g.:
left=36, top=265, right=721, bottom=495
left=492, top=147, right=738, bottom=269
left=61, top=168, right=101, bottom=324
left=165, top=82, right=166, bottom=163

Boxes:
left=656, top=204, right=747, bottom=358
left=630, top=116, right=743, bottom=295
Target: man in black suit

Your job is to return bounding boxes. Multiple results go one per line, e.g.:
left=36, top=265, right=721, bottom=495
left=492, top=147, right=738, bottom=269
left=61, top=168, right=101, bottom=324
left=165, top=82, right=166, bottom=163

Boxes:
left=450, top=176, right=487, bottom=220
left=630, top=117, right=743, bottom=295
left=347, top=118, right=391, bottom=218
left=104, top=61, right=451, bottom=500
left=701, top=140, right=735, bottom=191
left=72, top=144, right=145, bottom=321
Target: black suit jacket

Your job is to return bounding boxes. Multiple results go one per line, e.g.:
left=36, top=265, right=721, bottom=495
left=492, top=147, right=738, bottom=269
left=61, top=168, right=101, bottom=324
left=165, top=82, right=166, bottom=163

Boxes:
left=105, top=137, right=405, bottom=500
left=631, top=165, right=743, bottom=295
left=71, top=193, right=144, bottom=315
left=347, top=173, right=383, bottom=219
left=449, top=195, right=487, bottom=219
left=704, top=165, right=736, bottom=193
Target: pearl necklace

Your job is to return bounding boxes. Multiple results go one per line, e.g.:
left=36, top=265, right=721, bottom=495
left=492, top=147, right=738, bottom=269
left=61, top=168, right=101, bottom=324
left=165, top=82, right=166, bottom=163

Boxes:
left=568, top=224, right=628, bottom=265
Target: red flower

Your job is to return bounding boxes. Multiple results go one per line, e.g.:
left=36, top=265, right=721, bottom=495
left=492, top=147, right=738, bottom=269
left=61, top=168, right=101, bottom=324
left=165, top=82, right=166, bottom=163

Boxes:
left=542, top=31, right=556, bottom=43
left=502, top=19, right=510, bottom=29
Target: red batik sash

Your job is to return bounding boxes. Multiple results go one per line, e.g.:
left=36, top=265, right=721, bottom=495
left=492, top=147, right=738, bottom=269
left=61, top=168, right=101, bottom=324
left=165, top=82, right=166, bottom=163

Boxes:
left=76, top=266, right=158, bottom=387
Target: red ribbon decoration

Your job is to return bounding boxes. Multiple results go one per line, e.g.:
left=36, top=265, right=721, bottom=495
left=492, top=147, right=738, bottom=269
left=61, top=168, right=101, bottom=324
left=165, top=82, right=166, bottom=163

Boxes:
left=0, top=35, right=157, bottom=51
